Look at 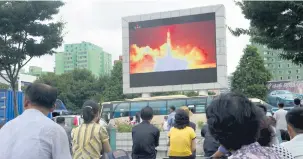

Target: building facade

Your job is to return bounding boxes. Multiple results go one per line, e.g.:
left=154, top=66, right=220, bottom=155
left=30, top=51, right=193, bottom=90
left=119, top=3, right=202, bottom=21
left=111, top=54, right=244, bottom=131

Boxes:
left=55, top=42, right=112, bottom=77
left=114, top=55, right=122, bottom=65
left=28, top=66, right=43, bottom=76
left=253, top=44, right=303, bottom=81
left=27, top=66, right=51, bottom=76
left=0, top=72, right=37, bottom=91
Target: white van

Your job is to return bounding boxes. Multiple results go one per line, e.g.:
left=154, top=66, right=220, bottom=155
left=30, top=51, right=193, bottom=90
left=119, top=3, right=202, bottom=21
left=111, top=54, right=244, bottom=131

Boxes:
left=249, top=98, right=274, bottom=116
left=53, top=115, right=83, bottom=127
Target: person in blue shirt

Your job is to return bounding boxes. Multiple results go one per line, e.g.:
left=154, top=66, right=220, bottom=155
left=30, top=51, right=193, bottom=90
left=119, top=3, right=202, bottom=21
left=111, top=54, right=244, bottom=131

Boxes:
left=167, top=106, right=176, bottom=130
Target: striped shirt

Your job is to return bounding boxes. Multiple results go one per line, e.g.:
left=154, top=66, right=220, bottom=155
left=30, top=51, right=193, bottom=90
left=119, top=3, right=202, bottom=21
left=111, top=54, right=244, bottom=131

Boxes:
left=71, top=123, right=109, bottom=159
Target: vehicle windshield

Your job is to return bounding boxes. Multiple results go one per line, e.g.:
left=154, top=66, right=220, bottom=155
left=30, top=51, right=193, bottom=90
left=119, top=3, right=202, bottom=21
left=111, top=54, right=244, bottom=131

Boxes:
left=276, top=91, right=291, bottom=94
left=64, top=117, right=74, bottom=127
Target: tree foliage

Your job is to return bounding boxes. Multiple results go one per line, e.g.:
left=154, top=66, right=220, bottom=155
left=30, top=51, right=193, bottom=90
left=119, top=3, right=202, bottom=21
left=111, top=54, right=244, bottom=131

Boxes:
left=0, top=1, right=64, bottom=116
left=231, top=45, right=271, bottom=100
left=36, top=70, right=101, bottom=113
left=102, top=61, right=124, bottom=102
left=35, top=62, right=140, bottom=113
left=230, top=1, right=303, bottom=64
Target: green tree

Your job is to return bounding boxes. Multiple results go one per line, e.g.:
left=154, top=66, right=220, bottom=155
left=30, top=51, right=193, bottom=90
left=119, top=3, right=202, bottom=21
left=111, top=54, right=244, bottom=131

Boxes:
left=231, top=45, right=271, bottom=100
left=36, top=69, right=101, bottom=113
left=207, top=91, right=216, bottom=96
left=102, top=61, right=125, bottom=102
left=230, top=1, right=303, bottom=64
left=184, top=91, right=199, bottom=97
left=151, top=91, right=180, bottom=96
left=0, top=1, right=64, bottom=116
left=0, top=83, right=9, bottom=89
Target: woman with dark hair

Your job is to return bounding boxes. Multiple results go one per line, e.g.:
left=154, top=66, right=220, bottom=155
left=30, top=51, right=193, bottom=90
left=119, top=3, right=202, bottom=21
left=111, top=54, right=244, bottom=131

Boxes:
left=206, top=93, right=280, bottom=159
left=71, top=100, right=111, bottom=159
left=258, top=117, right=294, bottom=158
left=135, top=112, right=141, bottom=124
left=257, top=104, right=281, bottom=144
left=168, top=109, right=196, bottom=159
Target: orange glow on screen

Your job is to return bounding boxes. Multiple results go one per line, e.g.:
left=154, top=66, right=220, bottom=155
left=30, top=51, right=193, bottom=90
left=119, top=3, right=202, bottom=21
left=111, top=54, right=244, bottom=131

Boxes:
left=129, top=21, right=216, bottom=74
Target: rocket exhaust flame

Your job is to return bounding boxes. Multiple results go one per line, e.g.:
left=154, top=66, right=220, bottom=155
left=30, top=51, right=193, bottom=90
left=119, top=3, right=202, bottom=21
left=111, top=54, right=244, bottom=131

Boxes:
left=130, top=27, right=216, bottom=74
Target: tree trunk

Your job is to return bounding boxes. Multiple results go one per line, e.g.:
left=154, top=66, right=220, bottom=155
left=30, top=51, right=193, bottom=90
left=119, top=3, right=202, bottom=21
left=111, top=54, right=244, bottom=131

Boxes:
left=12, top=86, right=19, bottom=117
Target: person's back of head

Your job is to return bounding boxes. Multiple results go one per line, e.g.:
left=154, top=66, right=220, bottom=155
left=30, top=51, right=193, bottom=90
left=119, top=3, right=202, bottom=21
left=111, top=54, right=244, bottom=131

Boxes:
left=164, top=115, right=168, bottom=120
left=278, top=102, right=284, bottom=109
left=170, top=106, right=176, bottom=112
left=174, top=109, right=190, bottom=129
left=294, top=98, right=301, bottom=106
left=286, top=107, right=303, bottom=139
left=268, top=116, right=277, bottom=127
left=56, top=117, right=65, bottom=125
left=256, top=104, right=267, bottom=115
left=24, top=83, right=58, bottom=113
left=258, top=117, right=275, bottom=147
left=140, top=106, right=153, bottom=121
left=82, top=100, right=100, bottom=124
left=206, top=93, right=262, bottom=151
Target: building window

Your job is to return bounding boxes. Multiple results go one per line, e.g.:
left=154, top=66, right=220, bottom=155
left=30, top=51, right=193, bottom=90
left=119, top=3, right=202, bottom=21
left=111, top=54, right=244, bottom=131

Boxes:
left=297, top=69, right=300, bottom=73
left=288, top=70, right=292, bottom=74
left=297, top=76, right=300, bottom=80
left=264, top=51, right=268, bottom=55
left=264, top=57, right=267, bottom=61
left=288, top=76, right=291, bottom=80
left=280, top=77, right=283, bottom=80
left=288, top=64, right=291, bottom=67
left=271, top=58, right=274, bottom=62
left=279, top=70, right=282, bottom=74
left=278, top=64, right=281, bottom=68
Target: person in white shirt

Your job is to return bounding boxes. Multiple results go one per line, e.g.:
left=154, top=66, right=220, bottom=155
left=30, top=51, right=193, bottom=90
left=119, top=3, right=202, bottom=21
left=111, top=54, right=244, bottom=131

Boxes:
left=0, top=83, right=72, bottom=159
left=281, top=107, right=303, bottom=159
left=273, top=102, right=288, bottom=131
left=162, top=116, right=169, bottom=131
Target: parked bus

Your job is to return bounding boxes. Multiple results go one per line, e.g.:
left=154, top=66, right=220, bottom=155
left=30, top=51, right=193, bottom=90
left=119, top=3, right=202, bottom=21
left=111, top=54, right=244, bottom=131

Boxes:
left=101, top=95, right=217, bottom=124
left=101, top=95, right=275, bottom=124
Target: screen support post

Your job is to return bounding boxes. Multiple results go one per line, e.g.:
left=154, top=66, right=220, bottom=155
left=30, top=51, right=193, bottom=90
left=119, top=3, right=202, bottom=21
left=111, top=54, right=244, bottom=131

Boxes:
left=198, top=90, right=208, bottom=96
left=141, top=93, right=151, bottom=98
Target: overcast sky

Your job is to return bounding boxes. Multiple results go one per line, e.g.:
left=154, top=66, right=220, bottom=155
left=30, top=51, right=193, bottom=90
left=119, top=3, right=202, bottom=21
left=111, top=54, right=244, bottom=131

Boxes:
left=26, top=0, right=250, bottom=75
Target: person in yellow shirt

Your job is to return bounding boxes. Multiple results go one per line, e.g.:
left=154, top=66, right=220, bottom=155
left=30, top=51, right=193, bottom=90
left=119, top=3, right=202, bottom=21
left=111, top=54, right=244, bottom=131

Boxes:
left=71, top=100, right=111, bottom=159
left=168, top=109, right=196, bottom=159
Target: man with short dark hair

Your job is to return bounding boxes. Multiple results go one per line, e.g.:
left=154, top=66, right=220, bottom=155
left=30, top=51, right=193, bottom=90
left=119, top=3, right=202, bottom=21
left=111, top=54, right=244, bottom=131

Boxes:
left=294, top=98, right=302, bottom=108
left=0, top=83, right=72, bottom=159
left=281, top=108, right=303, bottom=158
left=132, top=106, right=160, bottom=159
left=56, top=117, right=72, bottom=152
left=274, top=102, right=288, bottom=131
left=167, top=106, right=176, bottom=130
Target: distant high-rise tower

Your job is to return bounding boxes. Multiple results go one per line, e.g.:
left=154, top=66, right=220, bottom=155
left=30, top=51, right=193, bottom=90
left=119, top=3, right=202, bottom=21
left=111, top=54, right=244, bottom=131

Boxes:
left=55, top=41, right=112, bottom=77
left=252, top=43, right=303, bottom=81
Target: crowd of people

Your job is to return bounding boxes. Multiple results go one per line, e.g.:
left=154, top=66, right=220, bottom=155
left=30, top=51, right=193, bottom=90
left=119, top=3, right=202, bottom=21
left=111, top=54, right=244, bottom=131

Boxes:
left=0, top=83, right=303, bottom=159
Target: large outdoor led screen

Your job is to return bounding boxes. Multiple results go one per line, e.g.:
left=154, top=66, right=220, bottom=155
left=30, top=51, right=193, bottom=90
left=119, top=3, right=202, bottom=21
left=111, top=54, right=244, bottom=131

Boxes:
left=129, top=13, right=217, bottom=87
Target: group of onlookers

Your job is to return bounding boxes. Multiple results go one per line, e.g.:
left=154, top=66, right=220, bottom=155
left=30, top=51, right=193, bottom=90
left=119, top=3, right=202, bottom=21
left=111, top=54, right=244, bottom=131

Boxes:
left=131, top=105, right=197, bottom=159
left=0, top=83, right=113, bottom=159
left=201, top=93, right=303, bottom=159
left=128, top=112, right=141, bottom=125
left=0, top=82, right=303, bottom=159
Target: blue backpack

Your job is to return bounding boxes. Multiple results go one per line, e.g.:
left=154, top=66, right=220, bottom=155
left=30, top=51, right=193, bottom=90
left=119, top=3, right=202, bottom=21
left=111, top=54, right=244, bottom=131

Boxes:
left=101, top=150, right=130, bottom=159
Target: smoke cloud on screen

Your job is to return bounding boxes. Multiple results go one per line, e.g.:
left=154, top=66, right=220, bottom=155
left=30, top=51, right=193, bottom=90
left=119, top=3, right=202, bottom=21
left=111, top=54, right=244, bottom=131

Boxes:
left=129, top=21, right=216, bottom=74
